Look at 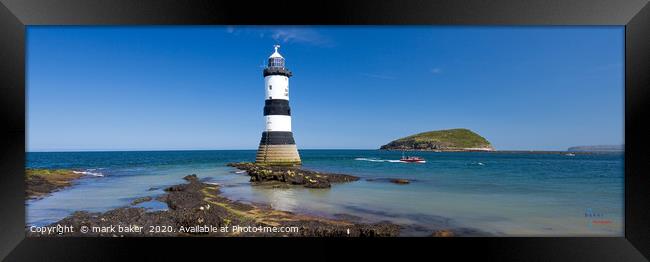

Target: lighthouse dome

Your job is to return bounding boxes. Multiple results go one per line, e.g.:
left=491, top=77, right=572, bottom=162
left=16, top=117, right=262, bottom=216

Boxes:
left=263, top=45, right=292, bottom=77
left=268, top=45, right=285, bottom=68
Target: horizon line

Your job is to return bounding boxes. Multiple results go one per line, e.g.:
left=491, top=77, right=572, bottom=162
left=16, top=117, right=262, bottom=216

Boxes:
left=24, top=148, right=606, bottom=153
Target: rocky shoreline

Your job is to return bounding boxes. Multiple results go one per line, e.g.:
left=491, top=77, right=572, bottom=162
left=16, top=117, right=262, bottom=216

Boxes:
left=27, top=164, right=490, bottom=237
left=29, top=174, right=400, bottom=237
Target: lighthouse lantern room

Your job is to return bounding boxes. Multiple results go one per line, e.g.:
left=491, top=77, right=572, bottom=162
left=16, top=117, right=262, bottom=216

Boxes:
left=255, top=45, right=301, bottom=165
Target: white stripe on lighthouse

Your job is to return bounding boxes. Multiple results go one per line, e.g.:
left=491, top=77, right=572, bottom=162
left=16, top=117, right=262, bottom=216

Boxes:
left=264, top=75, right=289, bottom=100
left=265, top=115, right=292, bottom=132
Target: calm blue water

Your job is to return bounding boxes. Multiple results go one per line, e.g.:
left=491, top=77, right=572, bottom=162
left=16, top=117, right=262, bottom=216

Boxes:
left=26, top=150, right=624, bottom=236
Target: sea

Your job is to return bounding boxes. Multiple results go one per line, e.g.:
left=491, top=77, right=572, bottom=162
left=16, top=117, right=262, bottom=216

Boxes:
left=26, top=150, right=624, bottom=236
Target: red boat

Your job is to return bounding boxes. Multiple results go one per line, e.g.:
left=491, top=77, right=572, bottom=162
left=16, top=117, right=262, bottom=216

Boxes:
left=400, top=152, right=426, bottom=163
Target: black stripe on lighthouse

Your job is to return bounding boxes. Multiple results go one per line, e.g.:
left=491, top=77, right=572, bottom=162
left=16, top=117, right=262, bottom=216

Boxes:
left=263, top=99, right=291, bottom=116
left=260, top=131, right=296, bottom=145
left=263, top=67, right=292, bottom=77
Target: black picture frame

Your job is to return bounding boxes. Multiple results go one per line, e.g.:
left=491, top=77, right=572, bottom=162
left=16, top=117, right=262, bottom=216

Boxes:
left=1, top=0, right=648, bottom=261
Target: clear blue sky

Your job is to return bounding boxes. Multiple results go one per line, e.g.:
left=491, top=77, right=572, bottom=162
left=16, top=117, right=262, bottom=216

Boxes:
left=27, top=26, right=624, bottom=151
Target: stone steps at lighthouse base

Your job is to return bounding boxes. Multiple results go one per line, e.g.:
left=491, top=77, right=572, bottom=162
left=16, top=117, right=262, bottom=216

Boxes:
left=255, top=144, right=301, bottom=166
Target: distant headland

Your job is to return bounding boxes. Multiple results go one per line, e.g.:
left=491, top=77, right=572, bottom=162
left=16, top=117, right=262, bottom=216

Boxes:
left=380, top=128, right=494, bottom=152
left=567, top=145, right=623, bottom=152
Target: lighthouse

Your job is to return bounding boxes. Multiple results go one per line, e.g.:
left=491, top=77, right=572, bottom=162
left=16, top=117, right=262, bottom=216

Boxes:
left=255, top=45, right=301, bottom=165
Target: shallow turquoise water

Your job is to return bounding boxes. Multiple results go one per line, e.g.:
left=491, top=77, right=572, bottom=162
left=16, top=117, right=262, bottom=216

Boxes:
left=26, top=150, right=624, bottom=236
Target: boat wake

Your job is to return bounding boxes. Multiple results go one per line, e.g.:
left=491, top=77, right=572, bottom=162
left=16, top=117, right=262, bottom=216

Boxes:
left=73, top=169, right=104, bottom=177
left=354, top=158, right=405, bottom=163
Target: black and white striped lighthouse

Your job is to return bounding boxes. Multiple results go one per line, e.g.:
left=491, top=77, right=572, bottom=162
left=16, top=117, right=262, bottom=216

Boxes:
left=255, top=45, right=301, bottom=165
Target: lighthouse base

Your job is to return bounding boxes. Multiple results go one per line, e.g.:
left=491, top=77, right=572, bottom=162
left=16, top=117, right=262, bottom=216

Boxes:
left=255, top=131, right=301, bottom=166
left=255, top=144, right=301, bottom=165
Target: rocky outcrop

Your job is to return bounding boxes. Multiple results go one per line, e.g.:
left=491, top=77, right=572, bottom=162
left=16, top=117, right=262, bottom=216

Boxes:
left=26, top=169, right=85, bottom=200
left=390, top=179, right=410, bottom=184
left=130, top=196, right=153, bottom=206
left=366, top=178, right=413, bottom=185
left=227, top=162, right=359, bottom=188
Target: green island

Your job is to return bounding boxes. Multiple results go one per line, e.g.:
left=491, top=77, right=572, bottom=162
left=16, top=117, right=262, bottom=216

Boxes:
left=380, top=128, right=494, bottom=151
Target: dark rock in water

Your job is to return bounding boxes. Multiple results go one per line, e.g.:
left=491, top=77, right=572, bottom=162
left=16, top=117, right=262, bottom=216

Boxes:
left=227, top=162, right=359, bottom=189
left=304, top=181, right=330, bottom=188
left=367, top=178, right=414, bottom=184
left=130, top=196, right=153, bottom=205
left=390, top=179, right=410, bottom=184
left=183, top=174, right=198, bottom=181
left=160, top=179, right=207, bottom=210
left=147, top=187, right=160, bottom=191
left=164, top=185, right=185, bottom=192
